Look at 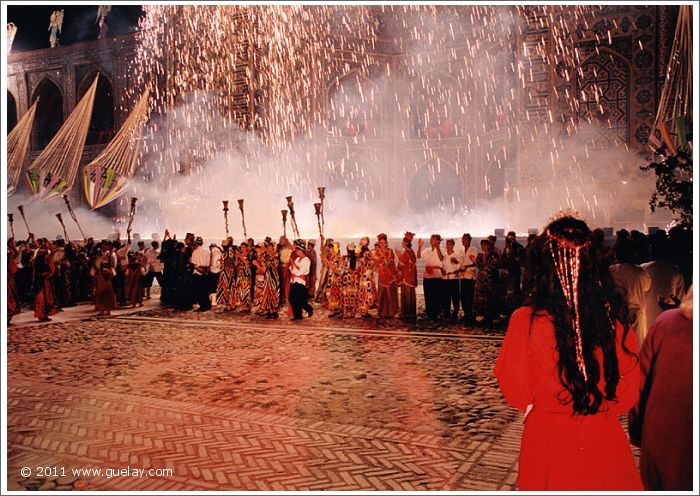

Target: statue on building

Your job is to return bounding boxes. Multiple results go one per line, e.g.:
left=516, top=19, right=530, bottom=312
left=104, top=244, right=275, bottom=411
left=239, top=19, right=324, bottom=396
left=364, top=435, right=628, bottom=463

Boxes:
left=7, top=22, right=17, bottom=54
left=48, top=10, right=63, bottom=48
left=96, top=5, right=111, bottom=40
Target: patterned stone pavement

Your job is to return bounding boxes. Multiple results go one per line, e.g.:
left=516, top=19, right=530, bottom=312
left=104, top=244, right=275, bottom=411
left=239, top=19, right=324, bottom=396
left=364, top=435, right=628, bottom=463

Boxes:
left=6, top=303, right=637, bottom=491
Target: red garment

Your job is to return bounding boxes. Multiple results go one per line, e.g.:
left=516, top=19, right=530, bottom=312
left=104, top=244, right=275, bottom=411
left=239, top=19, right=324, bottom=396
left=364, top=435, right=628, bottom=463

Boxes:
left=375, top=247, right=397, bottom=287
left=494, top=306, right=643, bottom=491
left=8, top=256, right=20, bottom=320
left=281, top=263, right=291, bottom=302
left=398, top=248, right=417, bottom=287
left=124, top=262, right=144, bottom=305
left=94, top=271, right=116, bottom=312
left=33, top=251, right=59, bottom=320
left=629, top=308, right=693, bottom=491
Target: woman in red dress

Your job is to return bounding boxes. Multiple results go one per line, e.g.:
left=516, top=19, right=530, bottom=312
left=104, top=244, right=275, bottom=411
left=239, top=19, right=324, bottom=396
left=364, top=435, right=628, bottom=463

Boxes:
left=93, top=242, right=117, bottom=316
left=124, top=252, right=146, bottom=307
left=373, top=233, right=399, bottom=318
left=8, top=240, right=21, bottom=323
left=494, top=214, right=643, bottom=491
left=33, top=239, right=59, bottom=322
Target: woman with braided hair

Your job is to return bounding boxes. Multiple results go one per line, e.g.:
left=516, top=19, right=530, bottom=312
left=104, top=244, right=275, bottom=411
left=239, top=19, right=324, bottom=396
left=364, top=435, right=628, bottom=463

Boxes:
left=494, top=213, right=642, bottom=490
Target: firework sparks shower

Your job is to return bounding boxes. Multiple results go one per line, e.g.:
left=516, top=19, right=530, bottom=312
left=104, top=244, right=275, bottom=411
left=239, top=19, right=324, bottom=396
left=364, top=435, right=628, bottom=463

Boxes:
left=7, top=4, right=685, bottom=239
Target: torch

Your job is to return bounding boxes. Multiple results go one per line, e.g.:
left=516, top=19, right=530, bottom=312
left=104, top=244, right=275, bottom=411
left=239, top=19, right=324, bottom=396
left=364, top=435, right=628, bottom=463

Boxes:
left=238, top=199, right=247, bottom=239
left=314, top=202, right=323, bottom=238
left=126, top=197, right=138, bottom=235
left=62, top=194, right=86, bottom=239
left=223, top=200, right=230, bottom=238
left=286, top=196, right=299, bottom=239
left=318, top=186, right=326, bottom=232
left=8, top=213, right=15, bottom=239
left=281, top=209, right=288, bottom=237
left=17, top=205, right=31, bottom=235
left=56, top=213, right=69, bottom=241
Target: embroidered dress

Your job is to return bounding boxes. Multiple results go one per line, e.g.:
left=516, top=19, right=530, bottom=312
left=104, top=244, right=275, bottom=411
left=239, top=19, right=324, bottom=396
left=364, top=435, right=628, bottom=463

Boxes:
left=234, top=253, right=252, bottom=311
left=217, top=247, right=236, bottom=307
left=375, top=247, right=399, bottom=318
left=258, top=253, right=280, bottom=315
left=325, top=251, right=343, bottom=314
left=356, top=249, right=376, bottom=316
left=397, top=248, right=417, bottom=318
left=340, top=257, right=360, bottom=318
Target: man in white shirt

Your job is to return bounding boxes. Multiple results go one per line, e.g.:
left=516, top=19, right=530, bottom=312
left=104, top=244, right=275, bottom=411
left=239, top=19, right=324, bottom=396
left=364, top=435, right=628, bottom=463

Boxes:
left=289, top=239, right=314, bottom=320
left=144, top=241, right=163, bottom=299
left=442, top=239, right=462, bottom=320
left=209, top=243, right=223, bottom=306
left=459, top=233, right=479, bottom=322
left=417, top=234, right=444, bottom=320
left=190, top=237, right=211, bottom=311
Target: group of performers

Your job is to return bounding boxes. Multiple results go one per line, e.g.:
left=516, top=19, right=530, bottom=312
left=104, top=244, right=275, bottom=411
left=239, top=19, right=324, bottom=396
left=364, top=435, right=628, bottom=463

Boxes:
left=7, top=226, right=533, bottom=325
left=7, top=222, right=695, bottom=332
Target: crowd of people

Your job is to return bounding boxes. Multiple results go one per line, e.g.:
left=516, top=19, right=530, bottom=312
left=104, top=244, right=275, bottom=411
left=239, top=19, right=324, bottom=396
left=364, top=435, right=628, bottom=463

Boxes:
left=7, top=223, right=693, bottom=333
left=5, top=215, right=694, bottom=491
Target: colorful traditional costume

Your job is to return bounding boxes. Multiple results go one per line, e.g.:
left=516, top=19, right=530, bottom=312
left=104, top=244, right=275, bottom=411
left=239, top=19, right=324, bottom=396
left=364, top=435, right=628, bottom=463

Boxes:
left=341, top=249, right=360, bottom=318
left=235, top=250, right=252, bottom=312
left=374, top=235, right=399, bottom=318
left=356, top=246, right=376, bottom=317
left=93, top=252, right=117, bottom=314
left=257, top=249, right=280, bottom=317
left=124, top=257, right=145, bottom=306
left=397, top=232, right=417, bottom=319
left=217, top=244, right=237, bottom=309
left=325, top=247, right=343, bottom=316
left=33, top=247, right=59, bottom=320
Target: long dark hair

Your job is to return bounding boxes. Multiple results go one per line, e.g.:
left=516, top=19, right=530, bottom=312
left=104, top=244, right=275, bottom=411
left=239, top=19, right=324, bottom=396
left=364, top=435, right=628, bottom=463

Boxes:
left=525, top=216, right=635, bottom=415
left=346, top=247, right=357, bottom=270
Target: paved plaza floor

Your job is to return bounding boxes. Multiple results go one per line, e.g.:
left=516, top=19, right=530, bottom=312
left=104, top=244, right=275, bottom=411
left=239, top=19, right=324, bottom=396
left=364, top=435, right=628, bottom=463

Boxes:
left=6, top=300, right=638, bottom=492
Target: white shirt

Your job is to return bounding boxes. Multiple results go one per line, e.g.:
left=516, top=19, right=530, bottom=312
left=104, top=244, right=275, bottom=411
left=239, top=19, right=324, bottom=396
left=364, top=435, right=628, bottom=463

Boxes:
left=421, top=247, right=444, bottom=279
left=442, top=250, right=462, bottom=279
left=191, top=246, right=210, bottom=275
left=209, top=246, right=222, bottom=274
left=291, top=256, right=310, bottom=284
left=116, top=245, right=129, bottom=266
left=460, top=246, right=479, bottom=279
left=145, top=248, right=163, bottom=273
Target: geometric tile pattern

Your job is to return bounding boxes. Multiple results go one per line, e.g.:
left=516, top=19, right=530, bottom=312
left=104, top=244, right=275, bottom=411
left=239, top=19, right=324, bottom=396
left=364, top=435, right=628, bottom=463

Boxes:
left=8, top=380, right=522, bottom=491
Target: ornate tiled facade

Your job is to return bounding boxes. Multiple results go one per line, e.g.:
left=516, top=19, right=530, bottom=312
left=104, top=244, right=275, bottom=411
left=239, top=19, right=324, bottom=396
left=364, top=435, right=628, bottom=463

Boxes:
left=6, top=6, right=676, bottom=224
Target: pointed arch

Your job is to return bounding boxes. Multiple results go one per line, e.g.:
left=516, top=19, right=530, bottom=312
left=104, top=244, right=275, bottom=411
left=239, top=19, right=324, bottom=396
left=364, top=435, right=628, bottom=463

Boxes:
left=575, top=47, right=631, bottom=147
left=7, top=90, right=18, bottom=133
left=409, top=159, right=463, bottom=212
left=31, top=78, right=64, bottom=150
left=410, top=70, right=464, bottom=140
left=78, top=71, right=115, bottom=145
left=326, top=70, right=382, bottom=138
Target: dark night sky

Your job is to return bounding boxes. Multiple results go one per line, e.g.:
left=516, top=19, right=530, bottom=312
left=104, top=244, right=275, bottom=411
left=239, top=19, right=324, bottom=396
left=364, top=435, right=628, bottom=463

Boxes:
left=7, top=4, right=144, bottom=53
